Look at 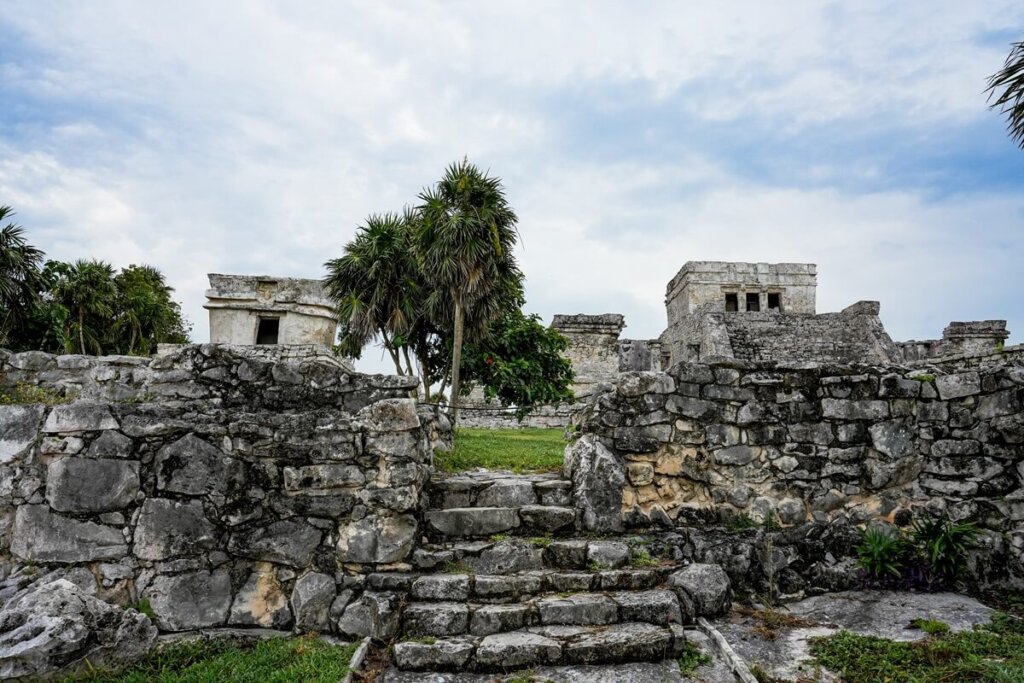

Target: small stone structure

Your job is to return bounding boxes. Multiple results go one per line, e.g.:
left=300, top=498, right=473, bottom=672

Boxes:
left=205, top=274, right=338, bottom=347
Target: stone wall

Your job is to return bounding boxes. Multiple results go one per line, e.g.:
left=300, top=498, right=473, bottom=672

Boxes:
left=568, top=360, right=1024, bottom=583
left=0, top=345, right=430, bottom=634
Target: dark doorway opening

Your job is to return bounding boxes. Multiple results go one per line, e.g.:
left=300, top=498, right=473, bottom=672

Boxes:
left=767, top=292, right=781, bottom=311
left=746, top=293, right=760, bottom=312
left=256, top=317, right=280, bottom=345
left=725, top=293, right=739, bottom=312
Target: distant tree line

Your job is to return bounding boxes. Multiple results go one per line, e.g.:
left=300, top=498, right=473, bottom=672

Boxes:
left=324, top=159, right=573, bottom=421
left=0, top=206, right=190, bottom=355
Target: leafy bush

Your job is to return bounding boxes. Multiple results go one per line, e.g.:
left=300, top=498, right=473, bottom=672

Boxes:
left=909, top=515, right=977, bottom=587
left=856, top=526, right=905, bottom=582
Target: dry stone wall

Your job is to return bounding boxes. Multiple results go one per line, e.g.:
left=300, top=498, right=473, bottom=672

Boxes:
left=568, top=360, right=1024, bottom=583
left=0, top=345, right=431, bottom=635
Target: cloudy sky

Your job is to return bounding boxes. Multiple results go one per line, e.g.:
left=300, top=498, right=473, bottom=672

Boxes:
left=1, top=2, right=1022, bottom=373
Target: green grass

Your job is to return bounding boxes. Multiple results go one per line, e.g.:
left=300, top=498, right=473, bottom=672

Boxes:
left=66, top=635, right=357, bottom=683
left=810, top=612, right=1024, bottom=682
left=435, top=428, right=566, bottom=473
left=0, top=381, right=71, bottom=405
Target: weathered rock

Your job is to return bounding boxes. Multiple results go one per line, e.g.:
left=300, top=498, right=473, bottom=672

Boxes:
left=291, top=572, right=336, bottom=632
left=392, top=637, right=475, bottom=671
left=0, top=579, right=156, bottom=680
left=357, top=398, right=420, bottom=432
left=586, top=541, right=629, bottom=569
left=538, top=593, right=617, bottom=625
left=611, top=590, right=682, bottom=625
left=546, top=539, right=588, bottom=568
left=519, top=505, right=575, bottom=532
left=337, top=591, right=401, bottom=640
left=337, top=514, right=417, bottom=564
left=668, top=564, right=731, bottom=617
left=10, top=505, right=126, bottom=562
left=935, top=372, right=981, bottom=400
left=133, top=498, right=217, bottom=560
left=470, top=603, right=532, bottom=636
left=46, top=458, right=139, bottom=513
left=0, top=405, right=45, bottom=464
left=425, top=508, right=519, bottom=537
left=869, top=420, right=916, bottom=459
left=466, top=540, right=543, bottom=574
left=564, top=435, right=625, bottom=532
left=821, top=399, right=889, bottom=420
left=714, top=445, right=755, bottom=466
left=561, top=622, right=672, bottom=664
left=475, top=631, right=561, bottom=669
left=477, top=480, right=536, bottom=507
left=42, top=404, right=118, bottom=434
left=86, top=430, right=133, bottom=458
left=402, top=602, right=469, bottom=637
left=229, top=562, right=292, bottom=629
left=410, top=574, right=470, bottom=601
left=228, top=518, right=323, bottom=567
left=155, top=433, right=244, bottom=498
left=145, top=570, right=232, bottom=631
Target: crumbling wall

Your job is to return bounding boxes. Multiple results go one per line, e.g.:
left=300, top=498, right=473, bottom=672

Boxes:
left=569, top=360, right=1024, bottom=583
left=0, top=345, right=430, bottom=635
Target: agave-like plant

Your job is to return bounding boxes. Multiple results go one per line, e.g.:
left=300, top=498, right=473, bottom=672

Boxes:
left=856, top=526, right=905, bottom=583
left=910, top=514, right=977, bottom=587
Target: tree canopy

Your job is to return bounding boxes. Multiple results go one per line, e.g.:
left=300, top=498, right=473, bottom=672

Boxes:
left=324, top=160, right=572, bottom=420
left=0, top=207, right=190, bottom=355
left=988, top=40, right=1024, bottom=149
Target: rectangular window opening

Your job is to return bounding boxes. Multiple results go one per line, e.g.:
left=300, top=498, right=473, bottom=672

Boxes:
left=746, top=293, right=761, bottom=312
left=725, top=293, right=738, bottom=312
left=255, top=317, right=280, bottom=345
left=767, top=292, right=781, bottom=311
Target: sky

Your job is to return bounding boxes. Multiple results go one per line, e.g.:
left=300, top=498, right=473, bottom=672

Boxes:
left=1, top=1, right=1022, bottom=374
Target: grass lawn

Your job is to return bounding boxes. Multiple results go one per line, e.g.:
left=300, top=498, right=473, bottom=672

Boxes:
left=809, top=612, right=1024, bottom=683
left=434, top=427, right=567, bottom=473
left=68, top=636, right=357, bottom=683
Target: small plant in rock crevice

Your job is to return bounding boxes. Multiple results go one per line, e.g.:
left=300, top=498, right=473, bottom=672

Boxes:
left=676, top=638, right=712, bottom=673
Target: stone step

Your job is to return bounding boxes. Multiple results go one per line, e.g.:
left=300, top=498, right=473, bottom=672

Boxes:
left=424, top=506, right=577, bottom=538
left=400, top=568, right=671, bottom=604
left=413, top=537, right=658, bottom=574
left=393, top=622, right=690, bottom=672
left=400, top=589, right=684, bottom=638
left=427, top=471, right=572, bottom=510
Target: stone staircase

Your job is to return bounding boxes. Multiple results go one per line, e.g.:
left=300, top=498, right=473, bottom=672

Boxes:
left=379, top=471, right=733, bottom=678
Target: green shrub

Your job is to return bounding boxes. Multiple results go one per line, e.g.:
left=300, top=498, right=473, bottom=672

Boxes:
left=910, top=515, right=977, bottom=587
left=911, top=618, right=950, bottom=636
left=0, top=381, right=70, bottom=405
left=856, top=526, right=905, bottom=581
left=676, top=638, right=711, bottom=673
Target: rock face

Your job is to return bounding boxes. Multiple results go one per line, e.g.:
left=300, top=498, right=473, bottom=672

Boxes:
left=0, top=579, right=156, bottom=680
left=668, top=563, right=732, bottom=617
left=0, top=345, right=430, bottom=649
left=564, top=435, right=625, bottom=532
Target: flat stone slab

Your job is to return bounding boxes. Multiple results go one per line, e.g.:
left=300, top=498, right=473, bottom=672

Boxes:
left=714, top=590, right=996, bottom=682
left=425, top=508, right=520, bottom=537
left=382, top=660, right=693, bottom=682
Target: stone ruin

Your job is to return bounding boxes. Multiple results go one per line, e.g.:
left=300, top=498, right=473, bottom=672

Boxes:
left=0, top=260, right=1019, bottom=680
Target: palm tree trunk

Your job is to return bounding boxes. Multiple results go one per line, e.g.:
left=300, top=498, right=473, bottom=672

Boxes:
left=450, top=297, right=465, bottom=425
left=78, top=309, right=85, bottom=355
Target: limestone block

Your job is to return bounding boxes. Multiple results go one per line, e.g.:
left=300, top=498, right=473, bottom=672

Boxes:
left=470, top=603, right=532, bottom=636
left=778, top=498, right=807, bottom=525
left=538, top=593, right=617, bottom=625
left=869, top=420, right=916, bottom=459
left=564, top=435, right=625, bottom=533
left=561, top=622, right=671, bottom=664
left=424, top=507, right=519, bottom=537
left=11, top=505, right=126, bottom=563
left=228, top=518, right=323, bottom=567
left=477, top=480, right=536, bottom=507
left=667, top=563, right=731, bottom=617
left=46, top=459, right=139, bottom=513
left=365, top=431, right=419, bottom=458
left=337, top=514, right=417, bottom=564
left=392, top=638, right=475, bottom=671
left=587, top=541, right=629, bottom=569
left=337, top=591, right=401, bottom=639
left=935, top=372, right=981, bottom=400
left=612, top=589, right=683, bottom=624
left=40, top=436, right=84, bottom=455
left=0, top=405, right=45, bottom=464
left=821, top=399, right=889, bottom=421
left=627, top=462, right=655, bottom=486
left=283, top=464, right=364, bottom=491
left=475, top=632, right=561, bottom=669
left=0, top=579, right=156, bottom=680
left=410, top=574, right=470, bottom=601
left=402, top=602, right=469, bottom=637
left=42, top=404, right=118, bottom=434
left=154, top=433, right=244, bottom=498
left=714, top=445, right=755, bottom=466
left=931, top=440, right=981, bottom=457
left=291, top=572, right=336, bottom=632
left=133, top=498, right=216, bottom=560
left=465, top=540, right=543, bottom=574
left=228, top=562, right=292, bottom=629
left=357, top=398, right=420, bottom=432
left=144, top=570, right=232, bottom=631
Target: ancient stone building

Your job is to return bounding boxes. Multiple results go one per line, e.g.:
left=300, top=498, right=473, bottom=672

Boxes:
left=205, top=274, right=338, bottom=347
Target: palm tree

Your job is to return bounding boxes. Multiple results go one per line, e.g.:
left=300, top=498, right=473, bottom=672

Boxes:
left=988, top=40, right=1024, bottom=149
left=113, top=264, right=189, bottom=355
left=324, top=212, right=425, bottom=379
left=415, top=159, right=522, bottom=422
left=0, top=207, right=45, bottom=345
left=52, top=259, right=117, bottom=354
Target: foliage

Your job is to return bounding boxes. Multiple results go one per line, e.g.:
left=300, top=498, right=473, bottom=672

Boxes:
left=126, top=598, right=155, bottom=621
left=909, top=515, right=977, bottom=587
left=988, top=40, right=1024, bottom=149
left=910, top=618, right=950, bottom=636
left=0, top=211, right=190, bottom=355
left=459, top=309, right=574, bottom=419
left=0, top=207, right=45, bottom=345
left=726, top=513, right=760, bottom=533
left=0, top=381, right=71, bottom=406
left=434, top=428, right=566, bottom=473
left=65, top=635, right=356, bottom=683
left=856, top=526, right=905, bottom=581
left=810, top=613, right=1024, bottom=683
left=676, top=638, right=711, bottom=673
left=323, top=160, right=565, bottom=421
left=629, top=547, right=660, bottom=567
left=910, top=373, right=936, bottom=382
left=855, top=515, right=977, bottom=590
